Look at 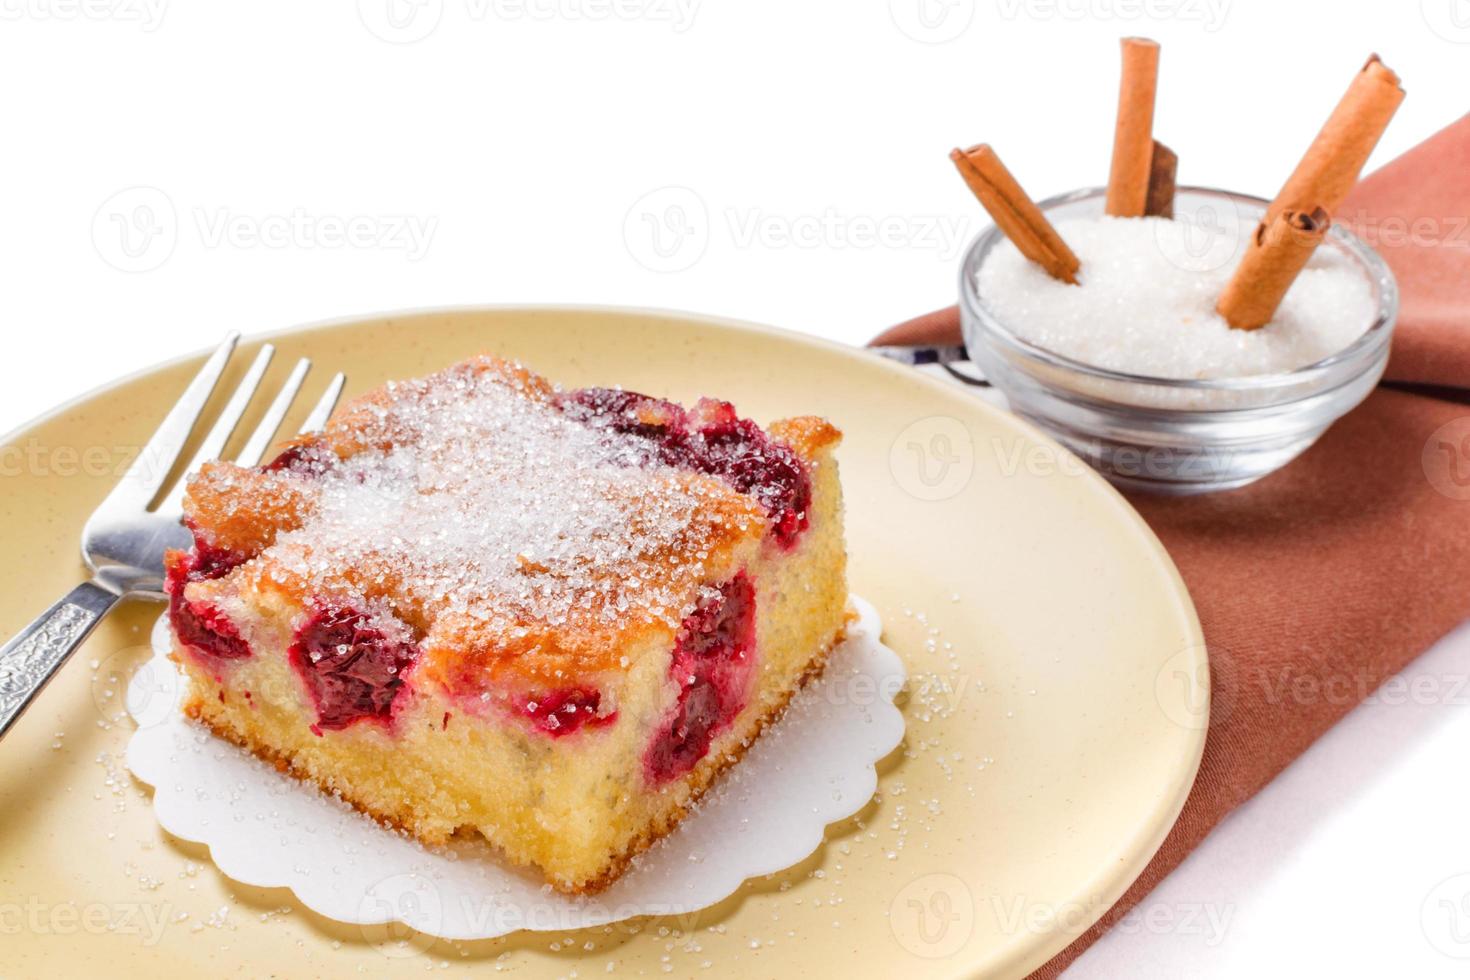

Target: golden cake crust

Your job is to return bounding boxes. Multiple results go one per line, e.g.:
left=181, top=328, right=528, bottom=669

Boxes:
left=769, top=415, right=842, bottom=459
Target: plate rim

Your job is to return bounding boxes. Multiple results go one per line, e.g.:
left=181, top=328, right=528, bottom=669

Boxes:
left=0, top=303, right=1207, bottom=978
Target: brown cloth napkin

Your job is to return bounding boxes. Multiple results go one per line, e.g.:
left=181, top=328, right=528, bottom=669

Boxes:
left=872, top=116, right=1470, bottom=978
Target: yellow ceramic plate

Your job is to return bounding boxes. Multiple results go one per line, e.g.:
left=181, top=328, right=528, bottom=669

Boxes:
left=0, top=307, right=1205, bottom=979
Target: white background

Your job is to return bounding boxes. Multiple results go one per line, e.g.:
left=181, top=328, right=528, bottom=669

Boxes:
left=3, top=1, right=1469, bottom=975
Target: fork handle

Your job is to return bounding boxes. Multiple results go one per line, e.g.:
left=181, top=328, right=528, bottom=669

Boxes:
left=0, top=582, right=122, bottom=740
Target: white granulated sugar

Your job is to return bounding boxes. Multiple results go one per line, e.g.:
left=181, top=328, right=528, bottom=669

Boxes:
left=976, top=215, right=1376, bottom=379
left=263, top=365, right=752, bottom=632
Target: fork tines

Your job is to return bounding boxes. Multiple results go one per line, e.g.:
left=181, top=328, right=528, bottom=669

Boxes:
left=104, top=334, right=346, bottom=518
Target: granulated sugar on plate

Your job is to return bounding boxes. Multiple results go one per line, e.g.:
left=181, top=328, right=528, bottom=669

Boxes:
left=976, top=215, right=1376, bottom=379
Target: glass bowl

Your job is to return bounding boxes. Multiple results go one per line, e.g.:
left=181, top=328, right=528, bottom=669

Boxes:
left=958, top=186, right=1398, bottom=495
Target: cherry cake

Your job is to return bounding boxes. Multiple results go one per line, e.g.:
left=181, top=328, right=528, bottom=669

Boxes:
left=165, top=355, right=847, bottom=894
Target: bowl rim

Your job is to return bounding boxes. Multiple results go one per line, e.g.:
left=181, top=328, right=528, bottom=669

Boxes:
left=958, top=185, right=1400, bottom=393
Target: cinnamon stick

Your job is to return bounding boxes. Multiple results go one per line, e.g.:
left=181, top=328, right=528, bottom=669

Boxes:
left=950, top=144, right=1080, bottom=284
left=1217, top=207, right=1331, bottom=330
left=1264, top=54, right=1405, bottom=224
left=1144, top=140, right=1178, bottom=219
left=1106, top=37, right=1161, bottom=218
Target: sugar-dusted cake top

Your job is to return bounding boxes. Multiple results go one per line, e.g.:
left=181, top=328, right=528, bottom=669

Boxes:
left=180, top=355, right=838, bottom=686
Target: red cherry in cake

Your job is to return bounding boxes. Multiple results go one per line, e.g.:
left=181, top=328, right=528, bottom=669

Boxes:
left=557, top=388, right=688, bottom=448
left=648, top=680, right=723, bottom=784
left=685, top=399, right=812, bottom=547
left=518, top=687, right=615, bottom=737
left=166, top=538, right=252, bottom=664
left=676, top=572, right=753, bottom=659
left=167, top=581, right=251, bottom=663
left=561, top=388, right=813, bottom=547
left=262, top=441, right=335, bottom=476
left=645, top=573, right=757, bottom=784
left=188, top=538, right=250, bottom=580
left=289, top=606, right=420, bottom=732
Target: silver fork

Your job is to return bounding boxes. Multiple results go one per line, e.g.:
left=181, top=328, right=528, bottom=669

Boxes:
left=0, top=334, right=345, bottom=739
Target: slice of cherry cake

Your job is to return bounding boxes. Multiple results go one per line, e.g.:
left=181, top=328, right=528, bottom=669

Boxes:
left=165, top=355, right=847, bottom=894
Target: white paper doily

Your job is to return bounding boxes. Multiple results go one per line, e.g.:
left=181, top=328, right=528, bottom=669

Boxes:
left=124, top=596, right=905, bottom=939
